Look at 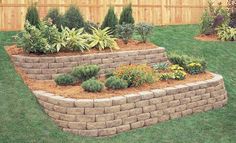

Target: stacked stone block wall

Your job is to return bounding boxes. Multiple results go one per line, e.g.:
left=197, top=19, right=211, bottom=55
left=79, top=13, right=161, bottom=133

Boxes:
left=10, top=47, right=167, bottom=80
left=33, top=73, right=227, bottom=137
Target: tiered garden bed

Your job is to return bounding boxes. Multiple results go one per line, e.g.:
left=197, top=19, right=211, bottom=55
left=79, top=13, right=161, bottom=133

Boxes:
left=6, top=44, right=228, bottom=137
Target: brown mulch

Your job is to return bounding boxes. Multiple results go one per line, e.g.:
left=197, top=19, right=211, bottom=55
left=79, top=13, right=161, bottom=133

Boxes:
left=194, top=34, right=220, bottom=42
left=6, top=39, right=157, bottom=57
left=15, top=66, right=213, bottom=99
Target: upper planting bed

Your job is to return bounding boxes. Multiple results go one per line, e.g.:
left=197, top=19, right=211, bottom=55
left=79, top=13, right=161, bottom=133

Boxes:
left=8, top=3, right=166, bottom=80
left=14, top=4, right=154, bottom=55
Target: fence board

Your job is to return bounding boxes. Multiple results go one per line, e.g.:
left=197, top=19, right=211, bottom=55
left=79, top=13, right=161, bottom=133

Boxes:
left=0, top=0, right=228, bottom=31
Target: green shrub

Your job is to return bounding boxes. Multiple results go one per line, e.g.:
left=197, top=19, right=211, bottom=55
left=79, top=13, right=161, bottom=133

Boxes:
left=64, top=5, right=85, bottom=29
left=25, top=3, right=40, bottom=27
left=200, top=1, right=230, bottom=35
left=44, top=8, right=64, bottom=31
left=84, top=21, right=99, bottom=34
left=71, top=65, right=100, bottom=82
left=114, top=65, right=155, bottom=87
left=39, top=21, right=66, bottom=52
left=159, top=73, right=174, bottom=81
left=135, top=23, right=154, bottom=43
left=55, top=74, right=76, bottom=86
left=217, top=24, right=236, bottom=41
left=168, top=53, right=186, bottom=68
left=61, top=27, right=90, bottom=52
left=119, top=4, right=135, bottom=24
left=200, top=10, right=214, bottom=35
left=186, top=62, right=205, bottom=75
left=173, top=70, right=186, bottom=80
left=89, top=27, right=119, bottom=51
left=81, top=79, right=103, bottom=92
left=101, top=6, right=118, bottom=34
left=105, top=76, right=128, bottom=90
left=168, top=53, right=207, bottom=74
left=15, top=22, right=56, bottom=54
left=116, top=23, right=134, bottom=44
left=105, top=71, right=114, bottom=79
left=152, top=63, right=169, bottom=71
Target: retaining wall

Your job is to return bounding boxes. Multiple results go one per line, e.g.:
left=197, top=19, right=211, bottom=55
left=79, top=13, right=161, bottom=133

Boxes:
left=10, top=47, right=167, bottom=80
left=33, top=73, right=227, bottom=137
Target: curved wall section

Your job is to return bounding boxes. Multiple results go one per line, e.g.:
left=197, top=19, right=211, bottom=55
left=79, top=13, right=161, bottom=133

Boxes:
left=33, top=73, right=228, bottom=137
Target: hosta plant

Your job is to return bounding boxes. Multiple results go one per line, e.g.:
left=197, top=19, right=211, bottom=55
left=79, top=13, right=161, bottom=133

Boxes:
left=84, top=21, right=99, bottom=34
left=152, top=63, right=169, bottom=71
left=89, top=27, right=119, bottom=51
left=15, top=21, right=56, bottom=54
left=40, top=21, right=66, bottom=52
left=62, top=27, right=90, bottom=52
left=217, top=24, right=236, bottom=41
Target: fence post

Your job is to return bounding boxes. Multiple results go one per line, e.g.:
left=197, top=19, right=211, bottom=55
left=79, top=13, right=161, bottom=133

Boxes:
left=161, top=0, right=164, bottom=25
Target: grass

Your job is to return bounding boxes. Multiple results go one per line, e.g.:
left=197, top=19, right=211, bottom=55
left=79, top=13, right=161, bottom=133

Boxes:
left=0, top=25, right=236, bottom=143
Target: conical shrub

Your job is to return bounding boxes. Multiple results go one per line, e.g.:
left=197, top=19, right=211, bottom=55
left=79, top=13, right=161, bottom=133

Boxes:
left=25, top=3, right=40, bottom=27
left=101, top=6, right=118, bottom=33
left=44, top=8, right=64, bottom=30
left=64, top=5, right=85, bottom=29
left=119, top=4, right=135, bottom=24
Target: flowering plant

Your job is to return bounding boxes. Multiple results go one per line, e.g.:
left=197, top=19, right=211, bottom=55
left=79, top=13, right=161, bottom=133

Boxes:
left=173, top=70, right=186, bottom=80
left=114, top=64, right=155, bottom=87
left=169, top=64, right=184, bottom=71
left=186, top=62, right=204, bottom=75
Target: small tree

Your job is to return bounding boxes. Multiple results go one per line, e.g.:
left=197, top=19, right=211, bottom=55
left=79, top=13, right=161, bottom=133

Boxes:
left=101, top=6, right=118, bottom=33
left=228, top=0, right=236, bottom=27
left=25, top=3, right=40, bottom=27
left=119, top=4, right=135, bottom=24
left=116, top=23, right=134, bottom=44
left=44, top=8, right=64, bottom=30
left=64, top=5, right=85, bottom=29
left=135, top=23, right=154, bottom=43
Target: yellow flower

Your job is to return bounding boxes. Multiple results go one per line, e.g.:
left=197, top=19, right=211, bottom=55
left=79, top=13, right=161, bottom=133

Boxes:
left=188, top=62, right=202, bottom=67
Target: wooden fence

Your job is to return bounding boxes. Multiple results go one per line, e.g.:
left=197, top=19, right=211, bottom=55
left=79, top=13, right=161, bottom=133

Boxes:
left=0, top=0, right=228, bottom=31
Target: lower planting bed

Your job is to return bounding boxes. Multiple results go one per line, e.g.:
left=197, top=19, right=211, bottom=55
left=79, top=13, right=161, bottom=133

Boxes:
left=33, top=73, right=227, bottom=137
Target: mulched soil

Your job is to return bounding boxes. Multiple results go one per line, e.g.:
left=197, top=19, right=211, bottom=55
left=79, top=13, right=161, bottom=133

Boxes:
left=194, top=34, right=219, bottom=42
left=15, top=67, right=213, bottom=99
left=6, top=39, right=157, bottom=56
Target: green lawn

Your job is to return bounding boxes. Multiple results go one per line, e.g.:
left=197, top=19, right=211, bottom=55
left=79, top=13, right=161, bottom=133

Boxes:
left=0, top=25, right=236, bottom=143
